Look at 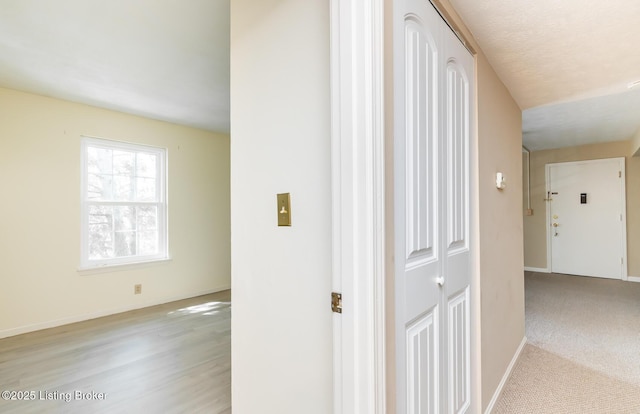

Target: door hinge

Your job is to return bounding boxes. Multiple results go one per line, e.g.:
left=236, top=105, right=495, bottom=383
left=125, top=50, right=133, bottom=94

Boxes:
left=331, top=292, right=342, bottom=313
left=622, top=258, right=624, bottom=265
left=619, top=171, right=622, bottom=178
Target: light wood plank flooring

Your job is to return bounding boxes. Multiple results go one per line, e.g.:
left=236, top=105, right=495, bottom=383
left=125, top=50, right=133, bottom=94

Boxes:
left=0, top=290, right=231, bottom=414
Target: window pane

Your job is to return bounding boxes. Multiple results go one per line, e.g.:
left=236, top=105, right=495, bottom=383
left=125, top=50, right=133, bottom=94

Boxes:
left=89, top=224, right=114, bottom=259
left=89, top=205, right=113, bottom=225
left=114, top=175, right=133, bottom=200
left=87, top=173, right=113, bottom=200
left=113, top=150, right=135, bottom=175
left=88, top=204, right=113, bottom=260
left=114, top=231, right=136, bottom=257
left=114, top=206, right=136, bottom=231
left=89, top=205, right=114, bottom=259
left=137, top=206, right=157, bottom=231
left=136, top=177, right=156, bottom=201
left=137, top=153, right=157, bottom=178
left=87, top=147, right=113, bottom=174
left=138, top=231, right=158, bottom=255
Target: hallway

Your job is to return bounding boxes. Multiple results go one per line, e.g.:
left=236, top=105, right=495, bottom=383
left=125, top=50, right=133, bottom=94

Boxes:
left=494, top=272, right=640, bottom=412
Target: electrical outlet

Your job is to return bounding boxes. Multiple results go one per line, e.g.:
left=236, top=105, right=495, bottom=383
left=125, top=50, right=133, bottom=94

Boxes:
left=134, top=284, right=142, bottom=295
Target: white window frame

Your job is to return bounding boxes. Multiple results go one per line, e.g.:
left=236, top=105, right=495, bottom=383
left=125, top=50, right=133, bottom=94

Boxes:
left=80, top=136, right=168, bottom=270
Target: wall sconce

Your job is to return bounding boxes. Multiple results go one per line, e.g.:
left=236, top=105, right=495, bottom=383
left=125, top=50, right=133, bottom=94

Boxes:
left=496, top=172, right=506, bottom=190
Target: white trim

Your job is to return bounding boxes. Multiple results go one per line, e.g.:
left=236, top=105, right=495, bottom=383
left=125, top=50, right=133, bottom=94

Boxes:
left=545, top=164, right=553, bottom=273
left=483, top=336, right=527, bottom=414
left=0, top=285, right=230, bottom=340
left=330, top=0, right=386, bottom=413
left=524, top=266, right=550, bottom=273
left=470, top=62, right=482, bottom=414
left=78, top=257, right=172, bottom=274
left=620, top=160, right=628, bottom=280
left=627, top=276, right=640, bottom=283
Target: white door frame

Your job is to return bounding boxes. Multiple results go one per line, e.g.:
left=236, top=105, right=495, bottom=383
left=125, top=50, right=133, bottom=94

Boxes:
left=330, top=0, right=386, bottom=413
left=330, top=1, right=479, bottom=413
left=545, top=158, right=628, bottom=280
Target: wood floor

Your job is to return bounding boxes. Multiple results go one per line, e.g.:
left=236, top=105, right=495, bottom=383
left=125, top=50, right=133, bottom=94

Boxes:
left=0, top=290, right=231, bottom=414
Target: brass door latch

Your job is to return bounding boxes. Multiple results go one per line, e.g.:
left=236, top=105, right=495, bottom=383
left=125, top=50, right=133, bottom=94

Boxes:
left=331, top=292, right=342, bottom=313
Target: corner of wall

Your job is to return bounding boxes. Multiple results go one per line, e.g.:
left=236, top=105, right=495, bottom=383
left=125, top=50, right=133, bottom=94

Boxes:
left=632, top=128, right=640, bottom=156
left=482, top=336, right=527, bottom=414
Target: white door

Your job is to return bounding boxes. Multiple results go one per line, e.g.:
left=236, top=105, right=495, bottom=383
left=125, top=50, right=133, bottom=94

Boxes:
left=547, top=158, right=627, bottom=279
left=394, top=0, right=474, bottom=412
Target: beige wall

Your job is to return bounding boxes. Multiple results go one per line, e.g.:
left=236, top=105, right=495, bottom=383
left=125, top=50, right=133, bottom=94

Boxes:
left=476, top=52, right=525, bottom=410
left=0, top=87, right=230, bottom=338
left=524, top=140, right=640, bottom=276
left=230, top=0, right=332, bottom=413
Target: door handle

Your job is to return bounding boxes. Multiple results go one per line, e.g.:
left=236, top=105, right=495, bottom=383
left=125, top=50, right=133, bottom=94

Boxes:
left=436, top=277, right=444, bottom=286
left=553, top=223, right=559, bottom=227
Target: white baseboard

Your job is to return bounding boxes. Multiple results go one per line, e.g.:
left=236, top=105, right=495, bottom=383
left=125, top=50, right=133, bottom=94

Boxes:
left=0, top=285, right=230, bottom=340
left=484, top=336, right=527, bottom=414
left=524, top=266, right=550, bottom=273
left=628, top=276, right=640, bottom=283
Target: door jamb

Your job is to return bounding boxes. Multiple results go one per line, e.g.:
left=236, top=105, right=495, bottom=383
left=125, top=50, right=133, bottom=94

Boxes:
left=545, top=163, right=553, bottom=273
left=330, top=0, right=386, bottom=413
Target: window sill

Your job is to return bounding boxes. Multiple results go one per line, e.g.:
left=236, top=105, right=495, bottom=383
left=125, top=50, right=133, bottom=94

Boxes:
left=77, top=257, right=172, bottom=275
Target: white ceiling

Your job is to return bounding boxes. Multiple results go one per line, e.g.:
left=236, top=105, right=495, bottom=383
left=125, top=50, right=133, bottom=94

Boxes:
left=2, top=1, right=638, bottom=147
left=0, top=0, right=229, bottom=133
left=449, top=0, right=640, bottom=151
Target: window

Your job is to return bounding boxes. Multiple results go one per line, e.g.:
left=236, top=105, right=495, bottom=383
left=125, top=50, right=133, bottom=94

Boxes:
left=80, top=137, right=168, bottom=269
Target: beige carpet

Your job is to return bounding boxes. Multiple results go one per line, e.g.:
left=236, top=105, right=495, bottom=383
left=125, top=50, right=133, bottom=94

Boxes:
left=494, top=344, right=640, bottom=414
left=524, top=272, right=640, bottom=386
left=494, top=272, right=640, bottom=413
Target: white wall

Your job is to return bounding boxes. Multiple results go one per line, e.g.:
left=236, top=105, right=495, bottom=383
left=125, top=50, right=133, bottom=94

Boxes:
left=0, top=87, right=230, bottom=338
left=230, top=0, right=333, bottom=412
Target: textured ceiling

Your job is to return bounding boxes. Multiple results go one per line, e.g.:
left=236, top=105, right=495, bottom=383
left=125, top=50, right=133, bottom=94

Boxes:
left=449, top=0, right=640, bottom=150
left=523, top=88, right=640, bottom=151
left=3, top=1, right=639, bottom=146
left=0, top=0, right=229, bottom=133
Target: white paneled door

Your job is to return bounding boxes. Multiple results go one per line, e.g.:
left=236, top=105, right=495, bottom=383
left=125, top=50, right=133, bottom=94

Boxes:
left=547, top=158, right=627, bottom=279
left=394, top=1, right=475, bottom=413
